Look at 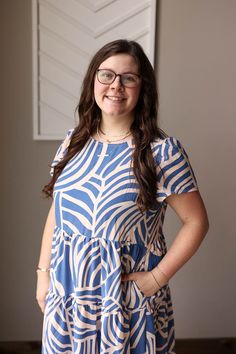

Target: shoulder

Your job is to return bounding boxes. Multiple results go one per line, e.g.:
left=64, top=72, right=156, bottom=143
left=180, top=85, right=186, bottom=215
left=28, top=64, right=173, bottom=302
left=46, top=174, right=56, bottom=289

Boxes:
left=49, top=128, right=75, bottom=176
left=54, top=128, right=75, bottom=158
left=151, top=136, right=186, bottom=164
left=65, top=128, right=75, bottom=139
left=60, top=128, right=75, bottom=147
left=151, top=136, right=183, bottom=149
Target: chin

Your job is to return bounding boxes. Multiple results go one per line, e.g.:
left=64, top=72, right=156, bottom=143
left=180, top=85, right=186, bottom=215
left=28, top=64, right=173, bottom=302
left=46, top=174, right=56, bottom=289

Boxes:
left=104, top=110, right=127, bottom=118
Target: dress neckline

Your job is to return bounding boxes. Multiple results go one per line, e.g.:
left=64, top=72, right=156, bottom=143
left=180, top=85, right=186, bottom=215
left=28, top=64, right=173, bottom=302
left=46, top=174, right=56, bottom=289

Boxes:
left=90, top=136, right=134, bottom=147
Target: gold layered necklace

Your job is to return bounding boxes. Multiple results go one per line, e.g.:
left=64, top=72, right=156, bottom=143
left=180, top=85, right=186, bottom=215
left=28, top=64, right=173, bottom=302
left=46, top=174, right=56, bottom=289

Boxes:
left=96, top=125, right=132, bottom=143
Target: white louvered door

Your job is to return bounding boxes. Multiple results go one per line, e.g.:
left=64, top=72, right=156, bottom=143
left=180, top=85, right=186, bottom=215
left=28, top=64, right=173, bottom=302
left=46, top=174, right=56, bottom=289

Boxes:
left=32, top=0, right=156, bottom=140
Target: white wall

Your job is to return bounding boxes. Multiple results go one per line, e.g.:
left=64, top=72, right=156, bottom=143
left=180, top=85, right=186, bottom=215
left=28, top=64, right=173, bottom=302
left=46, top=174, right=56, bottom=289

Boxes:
left=157, top=0, right=236, bottom=338
left=0, top=0, right=235, bottom=341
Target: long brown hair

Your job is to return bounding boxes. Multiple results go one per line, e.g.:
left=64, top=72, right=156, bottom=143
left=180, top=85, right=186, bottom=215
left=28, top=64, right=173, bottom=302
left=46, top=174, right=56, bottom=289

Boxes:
left=43, top=39, right=166, bottom=212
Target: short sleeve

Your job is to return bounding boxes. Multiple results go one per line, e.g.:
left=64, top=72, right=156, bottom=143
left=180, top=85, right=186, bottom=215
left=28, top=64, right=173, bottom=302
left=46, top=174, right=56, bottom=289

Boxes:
left=49, top=128, right=74, bottom=176
left=155, top=137, right=198, bottom=203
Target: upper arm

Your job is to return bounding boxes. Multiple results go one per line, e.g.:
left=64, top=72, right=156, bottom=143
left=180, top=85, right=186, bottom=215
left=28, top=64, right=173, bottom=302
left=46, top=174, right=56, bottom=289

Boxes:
left=44, top=201, right=56, bottom=234
left=155, top=137, right=198, bottom=204
left=50, top=128, right=74, bottom=176
left=166, top=190, right=209, bottom=231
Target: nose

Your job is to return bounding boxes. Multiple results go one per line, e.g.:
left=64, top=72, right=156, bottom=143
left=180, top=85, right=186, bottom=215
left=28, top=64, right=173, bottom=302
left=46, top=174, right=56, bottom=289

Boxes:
left=111, top=75, right=123, bottom=89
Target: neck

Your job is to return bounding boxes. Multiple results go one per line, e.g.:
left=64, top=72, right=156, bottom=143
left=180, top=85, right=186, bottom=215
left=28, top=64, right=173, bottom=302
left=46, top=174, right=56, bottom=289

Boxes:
left=99, top=115, right=134, bottom=135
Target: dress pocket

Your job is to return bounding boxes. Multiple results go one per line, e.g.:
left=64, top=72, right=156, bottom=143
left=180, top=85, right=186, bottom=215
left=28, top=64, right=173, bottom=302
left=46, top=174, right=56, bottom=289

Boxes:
left=132, top=279, right=146, bottom=298
left=122, top=280, right=147, bottom=310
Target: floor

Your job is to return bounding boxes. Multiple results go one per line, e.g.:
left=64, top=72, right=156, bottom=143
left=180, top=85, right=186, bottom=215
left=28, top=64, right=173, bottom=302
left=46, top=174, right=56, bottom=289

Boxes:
left=175, top=338, right=236, bottom=354
left=0, top=339, right=235, bottom=354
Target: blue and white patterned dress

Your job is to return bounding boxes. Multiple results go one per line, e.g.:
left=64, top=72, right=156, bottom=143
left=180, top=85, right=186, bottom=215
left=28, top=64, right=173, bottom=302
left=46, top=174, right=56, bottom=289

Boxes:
left=42, top=129, right=198, bottom=354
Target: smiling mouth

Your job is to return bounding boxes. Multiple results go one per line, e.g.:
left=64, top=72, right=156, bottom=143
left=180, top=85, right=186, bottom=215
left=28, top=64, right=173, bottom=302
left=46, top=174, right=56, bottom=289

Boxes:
left=105, top=96, right=125, bottom=102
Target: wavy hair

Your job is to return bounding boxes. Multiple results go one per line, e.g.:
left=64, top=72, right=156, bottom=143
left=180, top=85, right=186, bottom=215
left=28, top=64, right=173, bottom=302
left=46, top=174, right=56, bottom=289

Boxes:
left=43, top=39, right=166, bottom=212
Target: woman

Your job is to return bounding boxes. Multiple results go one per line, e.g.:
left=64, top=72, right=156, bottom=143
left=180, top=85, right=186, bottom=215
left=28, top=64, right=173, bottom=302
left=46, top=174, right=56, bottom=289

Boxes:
left=36, top=39, right=209, bottom=354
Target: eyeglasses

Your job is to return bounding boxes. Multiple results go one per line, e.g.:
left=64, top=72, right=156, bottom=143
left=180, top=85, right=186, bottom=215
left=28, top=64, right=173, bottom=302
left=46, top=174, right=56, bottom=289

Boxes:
left=96, top=69, right=141, bottom=88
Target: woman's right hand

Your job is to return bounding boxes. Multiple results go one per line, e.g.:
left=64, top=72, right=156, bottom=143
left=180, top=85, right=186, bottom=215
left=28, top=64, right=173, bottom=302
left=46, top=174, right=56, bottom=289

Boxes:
left=36, top=271, right=50, bottom=313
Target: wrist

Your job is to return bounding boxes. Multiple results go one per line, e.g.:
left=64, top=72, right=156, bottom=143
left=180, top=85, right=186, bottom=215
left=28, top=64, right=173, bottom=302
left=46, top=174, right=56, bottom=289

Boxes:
left=151, top=266, right=169, bottom=289
left=36, top=266, right=50, bottom=273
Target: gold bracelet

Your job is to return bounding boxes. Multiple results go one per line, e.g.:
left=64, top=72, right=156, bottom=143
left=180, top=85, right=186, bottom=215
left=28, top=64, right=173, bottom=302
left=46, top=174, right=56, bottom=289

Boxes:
left=156, top=266, right=168, bottom=281
left=150, top=270, right=161, bottom=289
left=36, top=266, right=50, bottom=272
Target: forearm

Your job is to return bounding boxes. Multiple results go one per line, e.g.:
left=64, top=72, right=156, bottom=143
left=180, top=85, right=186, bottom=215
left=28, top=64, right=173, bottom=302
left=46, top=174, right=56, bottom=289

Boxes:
left=38, top=201, right=56, bottom=269
left=157, top=220, right=208, bottom=280
left=36, top=201, right=55, bottom=313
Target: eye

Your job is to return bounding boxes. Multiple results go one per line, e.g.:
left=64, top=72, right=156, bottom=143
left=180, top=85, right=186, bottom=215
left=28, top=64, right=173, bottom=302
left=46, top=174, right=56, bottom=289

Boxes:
left=123, top=74, right=138, bottom=83
left=99, top=70, right=114, bottom=80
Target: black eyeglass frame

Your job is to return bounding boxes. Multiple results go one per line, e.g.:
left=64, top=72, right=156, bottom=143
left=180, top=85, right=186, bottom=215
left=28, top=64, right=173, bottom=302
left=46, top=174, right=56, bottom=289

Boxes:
left=96, top=69, right=141, bottom=88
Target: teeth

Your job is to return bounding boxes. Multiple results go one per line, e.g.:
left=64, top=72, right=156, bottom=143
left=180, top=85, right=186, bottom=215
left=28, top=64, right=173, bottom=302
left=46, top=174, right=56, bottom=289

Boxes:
left=107, top=96, right=124, bottom=101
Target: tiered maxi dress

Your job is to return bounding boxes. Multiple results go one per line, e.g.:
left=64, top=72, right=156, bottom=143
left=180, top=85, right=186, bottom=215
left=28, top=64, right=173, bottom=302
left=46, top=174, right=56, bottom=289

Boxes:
left=42, top=129, right=198, bottom=354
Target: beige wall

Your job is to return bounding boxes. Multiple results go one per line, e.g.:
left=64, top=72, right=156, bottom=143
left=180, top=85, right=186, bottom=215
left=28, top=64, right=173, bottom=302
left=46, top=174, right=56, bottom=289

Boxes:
left=157, top=0, right=236, bottom=338
left=0, top=0, right=55, bottom=340
left=0, top=0, right=235, bottom=341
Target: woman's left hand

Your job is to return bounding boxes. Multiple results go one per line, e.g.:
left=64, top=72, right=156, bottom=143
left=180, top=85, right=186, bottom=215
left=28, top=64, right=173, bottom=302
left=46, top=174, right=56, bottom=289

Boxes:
left=121, top=271, right=162, bottom=297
